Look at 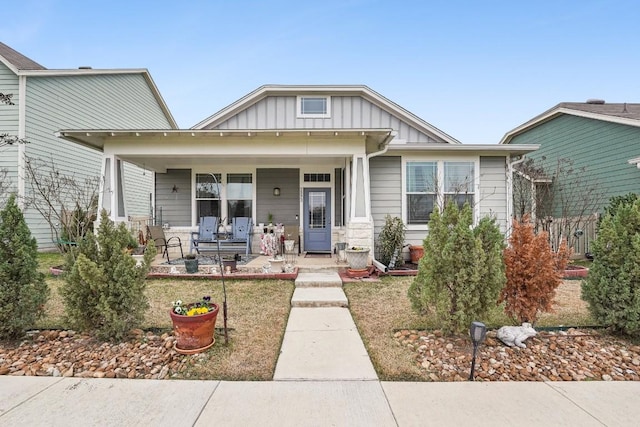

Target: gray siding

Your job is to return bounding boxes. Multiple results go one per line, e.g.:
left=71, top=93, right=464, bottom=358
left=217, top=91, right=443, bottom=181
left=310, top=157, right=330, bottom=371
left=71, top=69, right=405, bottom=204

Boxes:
left=479, top=156, right=508, bottom=232
left=256, top=168, right=299, bottom=225
left=208, top=96, right=441, bottom=143
left=370, top=156, right=403, bottom=235
left=510, top=115, right=640, bottom=215
left=123, top=162, right=152, bottom=217
left=155, top=169, right=191, bottom=226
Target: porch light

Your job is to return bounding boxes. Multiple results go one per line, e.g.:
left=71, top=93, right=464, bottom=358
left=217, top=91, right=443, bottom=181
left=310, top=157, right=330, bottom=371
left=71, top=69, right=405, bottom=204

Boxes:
left=273, top=187, right=281, bottom=196
left=469, top=321, right=487, bottom=381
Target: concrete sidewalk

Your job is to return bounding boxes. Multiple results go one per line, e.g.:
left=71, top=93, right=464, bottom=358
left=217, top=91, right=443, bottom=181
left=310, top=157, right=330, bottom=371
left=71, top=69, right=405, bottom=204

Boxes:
left=3, top=270, right=640, bottom=426
left=2, top=376, right=640, bottom=426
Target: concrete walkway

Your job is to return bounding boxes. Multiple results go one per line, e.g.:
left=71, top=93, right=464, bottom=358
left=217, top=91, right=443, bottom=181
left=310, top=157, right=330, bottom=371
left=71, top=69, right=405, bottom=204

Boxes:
left=3, top=270, right=640, bottom=425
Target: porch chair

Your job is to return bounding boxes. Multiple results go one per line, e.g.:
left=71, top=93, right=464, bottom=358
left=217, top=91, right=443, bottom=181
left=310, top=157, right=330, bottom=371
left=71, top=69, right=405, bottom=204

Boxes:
left=190, top=216, right=219, bottom=254
left=147, top=225, right=184, bottom=262
left=226, top=216, right=253, bottom=256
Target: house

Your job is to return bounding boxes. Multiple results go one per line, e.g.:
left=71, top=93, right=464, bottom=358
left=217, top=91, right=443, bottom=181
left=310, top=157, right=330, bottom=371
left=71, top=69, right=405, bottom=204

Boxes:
left=0, top=42, right=176, bottom=249
left=500, top=100, right=640, bottom=254
left=57, top=85, right=537, bottom=259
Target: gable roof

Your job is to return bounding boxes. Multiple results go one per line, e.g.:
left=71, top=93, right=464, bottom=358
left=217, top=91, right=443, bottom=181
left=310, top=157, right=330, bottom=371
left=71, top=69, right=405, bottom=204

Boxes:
left=192, top=84, right=461, bottom=144
left=0, top=42, right=46, bottom=71
left=0, top=42, right=177, bottom=128
left=501, top=101, right=640, bottom=144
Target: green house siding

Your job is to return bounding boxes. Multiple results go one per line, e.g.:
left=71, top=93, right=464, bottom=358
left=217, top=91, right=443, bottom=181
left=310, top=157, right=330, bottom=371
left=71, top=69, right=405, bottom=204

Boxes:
left=17, top=73, right=172, bottom=249
left=510, top=115, right=640, bottom=214
left=0, top=62, right=19, bottom=190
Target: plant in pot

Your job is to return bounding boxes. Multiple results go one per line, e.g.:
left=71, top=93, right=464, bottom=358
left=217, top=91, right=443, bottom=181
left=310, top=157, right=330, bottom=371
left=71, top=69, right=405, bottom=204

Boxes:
left=184, top=253, right=199, bottom=274
left=345, top=246, right=370, bottom=270
left=375, top=215, right=406, bottom=269
left=170, top=296, right=219, bottom=354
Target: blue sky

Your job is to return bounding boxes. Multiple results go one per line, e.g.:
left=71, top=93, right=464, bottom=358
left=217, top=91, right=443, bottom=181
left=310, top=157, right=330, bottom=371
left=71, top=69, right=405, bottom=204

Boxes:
left=2, top=0, right=639, bottom=143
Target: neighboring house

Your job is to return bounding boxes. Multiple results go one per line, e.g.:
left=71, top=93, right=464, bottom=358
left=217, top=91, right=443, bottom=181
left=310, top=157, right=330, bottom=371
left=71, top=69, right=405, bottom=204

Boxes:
left=58, top=85, right=536, bottom=258
left=0, top=42, right=177, bottom=249
left=500, top=100, right=640, bottom=254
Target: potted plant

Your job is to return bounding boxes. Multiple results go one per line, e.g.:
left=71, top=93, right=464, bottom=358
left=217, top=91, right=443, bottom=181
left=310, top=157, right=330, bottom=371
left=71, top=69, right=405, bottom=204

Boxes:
left=345, top=246, right=370, bottom=270
left=184, top=253, right=199, bottom=274
left=170, top=296, right=219, bottom=354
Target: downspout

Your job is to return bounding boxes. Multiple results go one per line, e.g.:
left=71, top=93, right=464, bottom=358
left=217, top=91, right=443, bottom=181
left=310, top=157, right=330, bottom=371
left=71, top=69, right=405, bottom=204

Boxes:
left=367, top=131, right=395, bottom=272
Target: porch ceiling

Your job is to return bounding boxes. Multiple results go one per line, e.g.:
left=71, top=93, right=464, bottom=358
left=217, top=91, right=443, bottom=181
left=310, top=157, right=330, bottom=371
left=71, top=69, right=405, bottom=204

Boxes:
left=56, top=128, right=393, bottom=172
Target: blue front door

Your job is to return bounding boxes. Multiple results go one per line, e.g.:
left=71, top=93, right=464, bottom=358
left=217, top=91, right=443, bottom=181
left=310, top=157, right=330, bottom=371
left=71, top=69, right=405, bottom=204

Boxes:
left=303, top=188, right=331, bottom=252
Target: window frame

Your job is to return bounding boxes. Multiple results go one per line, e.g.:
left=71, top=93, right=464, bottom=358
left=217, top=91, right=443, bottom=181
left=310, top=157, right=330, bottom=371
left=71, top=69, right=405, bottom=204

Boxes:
left=296, top=95, right=331, bottom=118
left=193, top=170, right=255, bottom=225
left=402, top=156, right=479, bottom=230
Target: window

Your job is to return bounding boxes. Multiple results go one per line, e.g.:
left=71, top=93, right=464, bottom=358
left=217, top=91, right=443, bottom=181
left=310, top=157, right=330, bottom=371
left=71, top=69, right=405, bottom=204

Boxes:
left=196, top=173, right=222, bottom=221
left=406, top=162, right=437, bottom=224
left=297, top=96, right=331, bottom=118
left=227, top=173, right=253, bottom=219
left=444, top=162, right=475, bottom=209
left=405, top=160, right=476, bottom=225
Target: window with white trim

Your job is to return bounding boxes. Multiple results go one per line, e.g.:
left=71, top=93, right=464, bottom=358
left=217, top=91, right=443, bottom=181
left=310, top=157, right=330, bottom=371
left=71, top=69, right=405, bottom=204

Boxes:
left=297, top=96, right=331, bottom=118
left=406, top=162, right=437, bottom=224
left=444, top=162, right=475, bottom=210
left=405, top=160, right=475, bottom=225
left=196, top=173, right=222, bottom=221
left=227, top=173, right=253, bottom=219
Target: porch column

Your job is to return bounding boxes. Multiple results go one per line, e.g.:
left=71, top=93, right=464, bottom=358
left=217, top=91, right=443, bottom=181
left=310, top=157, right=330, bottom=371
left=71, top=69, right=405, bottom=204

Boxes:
left=347, top=154, right=374, bottom=250
left=98, top=154, right=127, bottom=222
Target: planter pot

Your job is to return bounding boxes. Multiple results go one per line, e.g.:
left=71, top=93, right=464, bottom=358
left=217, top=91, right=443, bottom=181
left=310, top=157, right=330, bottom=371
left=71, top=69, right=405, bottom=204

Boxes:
left=345, top=248, right=370, bottom=270
left=170, top=303, right=219, bottom=354
left=269, top=258, right=285, bottom=273
left=564, top=265, right=589, bottom=279
left=184, top=259, right=199, bottom=274
left=409, top=245, right=424, bottom=263
left=222, top=259, right=237, bottom=273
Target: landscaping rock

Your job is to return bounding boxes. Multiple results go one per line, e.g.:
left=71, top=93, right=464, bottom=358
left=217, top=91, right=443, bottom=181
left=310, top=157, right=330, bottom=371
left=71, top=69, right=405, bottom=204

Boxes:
left=0, top=330, right=190, bottom=380
left=398, top=328, right=640, bottom=381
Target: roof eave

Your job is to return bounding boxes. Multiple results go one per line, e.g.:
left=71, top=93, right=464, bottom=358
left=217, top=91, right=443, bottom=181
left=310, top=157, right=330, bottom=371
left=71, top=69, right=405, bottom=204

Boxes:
left=501, top=107, right=640, bottom=144
left=388, top=143, right=539, bottom=156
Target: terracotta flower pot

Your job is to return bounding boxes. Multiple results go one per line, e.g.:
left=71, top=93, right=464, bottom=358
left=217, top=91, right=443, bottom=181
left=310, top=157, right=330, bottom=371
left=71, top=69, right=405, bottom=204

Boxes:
left=169, top=303, right=219, bottom=354
left=409, top=245, right=424, bottom=263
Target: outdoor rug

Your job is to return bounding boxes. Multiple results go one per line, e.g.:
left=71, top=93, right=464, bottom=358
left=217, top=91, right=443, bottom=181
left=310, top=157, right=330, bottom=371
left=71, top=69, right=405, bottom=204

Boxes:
left=304, top=252, right=332, bottom=258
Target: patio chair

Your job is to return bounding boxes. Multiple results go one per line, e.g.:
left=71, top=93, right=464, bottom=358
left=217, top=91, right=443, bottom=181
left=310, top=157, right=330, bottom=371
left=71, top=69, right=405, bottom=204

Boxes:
left=190, top=216, right=219, bottom=254
left=147, top=225, right=184, bottom=262
left=221, top=217, right=253, bottom=256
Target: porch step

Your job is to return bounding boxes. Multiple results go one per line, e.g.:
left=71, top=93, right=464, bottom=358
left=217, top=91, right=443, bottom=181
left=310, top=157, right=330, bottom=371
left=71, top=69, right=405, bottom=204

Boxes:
left=294, top=271, right=343, bottom=288
left=291, top=288, right=348, bottom=308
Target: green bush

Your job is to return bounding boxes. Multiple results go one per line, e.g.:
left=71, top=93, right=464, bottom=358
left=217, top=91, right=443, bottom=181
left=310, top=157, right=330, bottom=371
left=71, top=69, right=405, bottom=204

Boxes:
left=61, top=210, right=156, bottom=341
left=582, top=198, right=640, bottom=335
left=0, top=194, right=49, bottom=339
left=408, top=202, right=505, bottom=334
left=375, top=215, right=406, bottom=267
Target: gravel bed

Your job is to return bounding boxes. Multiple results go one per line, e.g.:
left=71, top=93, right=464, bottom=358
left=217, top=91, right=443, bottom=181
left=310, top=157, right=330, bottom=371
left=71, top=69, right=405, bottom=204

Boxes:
left=0, top=329, right=189, bottom=379
left=396, top=328, right=640, bottom=381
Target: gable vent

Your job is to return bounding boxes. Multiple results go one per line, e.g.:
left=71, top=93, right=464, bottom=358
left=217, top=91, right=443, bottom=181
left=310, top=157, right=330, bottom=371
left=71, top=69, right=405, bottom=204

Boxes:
left=586, top=99, right=605, bottom=104
left=78, top=66, right=92, bottom=69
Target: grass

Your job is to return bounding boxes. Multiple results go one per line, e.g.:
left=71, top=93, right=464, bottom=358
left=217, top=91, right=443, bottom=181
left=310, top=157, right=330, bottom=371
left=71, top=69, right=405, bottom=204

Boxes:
left=34, top=253, right=595, bottom=381
left=35, top=253, right=294, bottom=381
left=345, top=275, right=596, bottom=381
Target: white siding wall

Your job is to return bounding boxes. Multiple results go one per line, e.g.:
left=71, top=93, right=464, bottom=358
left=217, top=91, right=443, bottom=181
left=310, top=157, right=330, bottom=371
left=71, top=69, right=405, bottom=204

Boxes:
left=22, top=73, right=172, bottom=249
left=479, top=156, right=509, bottom=232
left=208, top=96, right=442, bottom=143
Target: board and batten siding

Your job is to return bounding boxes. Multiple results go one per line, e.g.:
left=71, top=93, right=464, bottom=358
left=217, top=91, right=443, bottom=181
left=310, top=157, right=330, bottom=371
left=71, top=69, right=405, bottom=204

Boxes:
left=155, top=169, right=192, bottom=227
left=20, top=73, right=169, bottom=248
left=479, top=156, right=508, bottom=232
left=0, top=62, right=19, bottom=191
left=207, top=96, right=442, bottom=143
left=509, top=115, right=640, bottom=215
left=256, top=168, right=300, bottom=226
